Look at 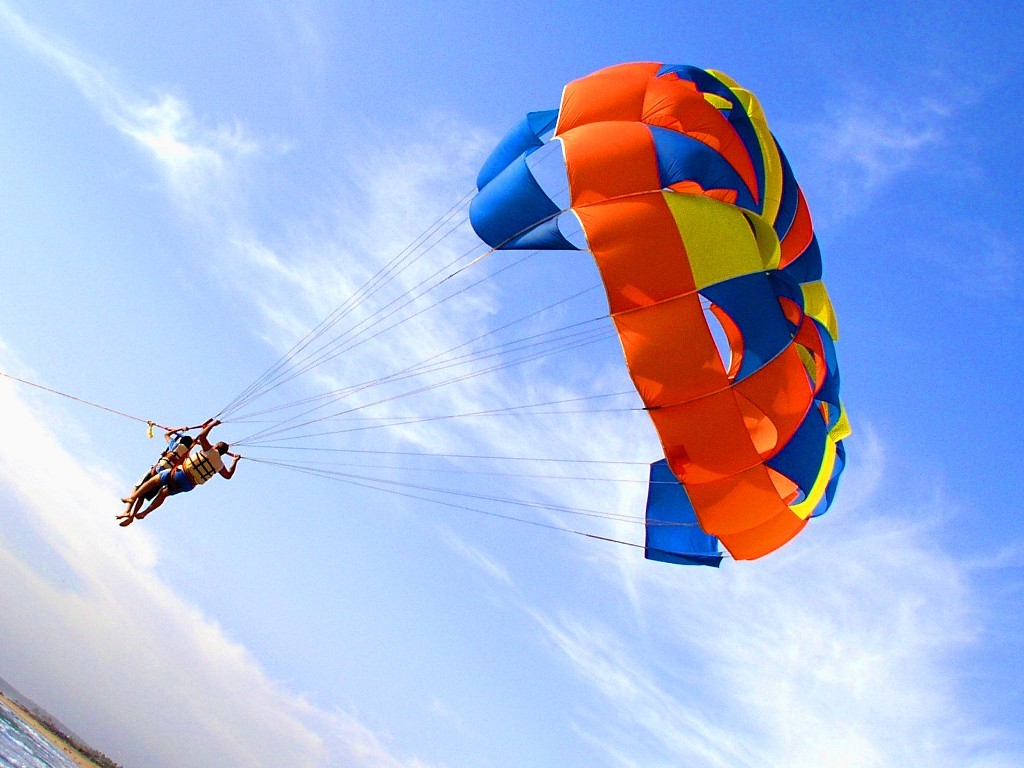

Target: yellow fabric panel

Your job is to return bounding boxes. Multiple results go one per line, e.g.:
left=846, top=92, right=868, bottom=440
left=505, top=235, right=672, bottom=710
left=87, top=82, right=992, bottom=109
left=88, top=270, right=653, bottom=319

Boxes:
left=662, top=192, right=763, bottom=290
left=702, top=92, right=733, bottom=110
left=796, top=344, right=816, bottom=379
left=830, top=404, right=852, bottom=442
left=707, top=70, right=783, bottom=225
left=741, top=209, right=781, bottom=270
left=801, top=281, right=840, bottom=340
left=789, top=436, right=839, bottom=520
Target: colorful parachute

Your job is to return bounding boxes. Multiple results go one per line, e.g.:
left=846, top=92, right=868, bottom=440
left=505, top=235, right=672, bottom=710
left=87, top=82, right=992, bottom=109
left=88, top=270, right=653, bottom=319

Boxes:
left=470, top=62, right=849, bottom=562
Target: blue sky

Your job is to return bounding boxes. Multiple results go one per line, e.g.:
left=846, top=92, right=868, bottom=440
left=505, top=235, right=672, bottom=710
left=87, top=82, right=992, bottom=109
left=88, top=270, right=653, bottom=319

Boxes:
left=1, top=1, right=1022, bottom=766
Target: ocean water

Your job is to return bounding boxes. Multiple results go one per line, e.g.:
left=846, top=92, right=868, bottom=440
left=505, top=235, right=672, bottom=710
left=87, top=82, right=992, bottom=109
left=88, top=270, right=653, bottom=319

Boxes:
left=0, top=699, right=79, bottom=768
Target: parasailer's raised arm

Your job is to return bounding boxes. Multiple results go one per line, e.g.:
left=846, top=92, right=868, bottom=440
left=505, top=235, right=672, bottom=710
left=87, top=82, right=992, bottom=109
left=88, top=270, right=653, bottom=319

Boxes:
left=194, top=418, right=221, bottom=449
left=220, top=452, right=240, bottom=479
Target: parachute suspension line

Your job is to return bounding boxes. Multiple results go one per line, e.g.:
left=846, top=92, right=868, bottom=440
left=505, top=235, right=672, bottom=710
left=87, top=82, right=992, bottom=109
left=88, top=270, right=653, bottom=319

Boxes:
left=240, top=445, right=649, bottom=465
left=251, top=457, right=643, bottom=522
left=231, top=284, right=605, bottom=423
left=244, top=456, right=682, bottom=529
left=230, top=453, right=679, bottom=486
left=232, top=312, right=614, bottom=443
left=252, top=242, right=507, bottom=393
left=217, top=188, right=478, bottom=420
left=244, top=458, right=702, bottom=556
left=220, top=197, right=478, bottom=420
left=220, top=176, right=577, bottom=422
left=241, top=390, right=639, bottom=444
left=222, top=235, right=497, bottom=419
left=234, top=326, right=617, bottom=446
left=234, top=335, right=621, bottom=441
left=0, top=371, right=174, bottom=432
left=230, top=284, right=606, bottom=434
left=227, top=243, right=549, bottom=434
left=234, top=325, right=618, bottom=442
left=216, top=228, right=465, bottom=421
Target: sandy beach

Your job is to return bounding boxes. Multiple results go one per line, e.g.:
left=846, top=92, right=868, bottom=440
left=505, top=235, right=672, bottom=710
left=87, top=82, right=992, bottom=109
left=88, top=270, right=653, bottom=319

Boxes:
left=0, top=690, right=108, bottom=768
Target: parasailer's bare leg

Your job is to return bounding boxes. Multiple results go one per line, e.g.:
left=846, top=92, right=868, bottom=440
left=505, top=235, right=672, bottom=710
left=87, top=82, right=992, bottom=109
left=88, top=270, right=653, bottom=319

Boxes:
left=116, top=496, right=147, bottom=526
left=134, top=488, right=170, bottom=521
left=121, top=474, right=161, bottom=506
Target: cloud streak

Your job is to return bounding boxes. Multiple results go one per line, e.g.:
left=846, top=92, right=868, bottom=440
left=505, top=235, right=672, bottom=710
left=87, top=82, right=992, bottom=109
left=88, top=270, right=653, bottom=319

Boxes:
left=527, top=429, right=1023, bottom=767
left=0, top=361, right=444, bottom=768
left=0, top=1, right=260, bottom=218
left=0, top=370, right=319, bottom=767
left=791, top=88, right=947, bottom=223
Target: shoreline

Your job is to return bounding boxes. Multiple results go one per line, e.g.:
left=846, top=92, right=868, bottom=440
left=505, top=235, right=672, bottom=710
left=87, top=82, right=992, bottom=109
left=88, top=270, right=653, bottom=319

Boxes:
left=0, top=690, right=108, bottom=768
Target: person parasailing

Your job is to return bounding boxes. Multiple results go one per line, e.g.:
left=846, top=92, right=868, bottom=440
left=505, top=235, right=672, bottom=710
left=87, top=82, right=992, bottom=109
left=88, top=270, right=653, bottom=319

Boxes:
left=118, top=419, right=240, bottom=526
left=119, top=426, right=195, bottom=523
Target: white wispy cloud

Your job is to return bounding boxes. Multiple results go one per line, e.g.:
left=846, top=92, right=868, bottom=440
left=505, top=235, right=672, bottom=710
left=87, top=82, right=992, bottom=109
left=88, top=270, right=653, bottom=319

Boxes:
left=0, top=371, right=318, bottom=767
left=0, top=360, right=441, bottom=768
left=527, top=429, right=1023, bottom=767
left=442, top=530, right=514, bottom=588
left=791, top=78, right=1021, bottom=318
left=819, top=106, right=940, bottom=190
left=791, top=91, right=947, bottom=223
left=0, top=1, right=260, bottom=218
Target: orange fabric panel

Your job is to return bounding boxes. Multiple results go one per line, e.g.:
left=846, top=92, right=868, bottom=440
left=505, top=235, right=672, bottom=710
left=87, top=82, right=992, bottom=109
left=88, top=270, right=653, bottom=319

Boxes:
left=575, top=193, right=695, bottom=314
left=683, top=463, right=788, bottom=535
left=556, top=62, right=661, bottom=134
left=766, top=466, right=800, bottom=504
left=733, top=389, right=780, bottom=457
left=780, top=186, right=814, bottom=268
left=719, top=505, right=808, bottom=560
left=649, top=389, right=761, bottom=484
left=702, top=188, right=739, bottom=204
left=666, top=180, right=738, bottom=204
left=613, top=294, right=727, bottom=408
left=778, top=296, right=803, bottom=326
left=641, top=76, right=759, bottom=203
left=733, top=343, right=814, bottom=458
left=560, top=122, right=662, bottom=207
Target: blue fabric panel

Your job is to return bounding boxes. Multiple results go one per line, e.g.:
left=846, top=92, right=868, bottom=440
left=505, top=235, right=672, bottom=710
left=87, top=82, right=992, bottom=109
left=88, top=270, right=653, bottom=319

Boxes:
left=645, top=459, right=722, bottom=567
left=812, top=318, right=841, bottom=413
left=774, top=139, right=800, bottom=241
left=649, top=127, right=757, bottom=210
left=476, top=109, right=559, bottom=190
left=501, top=216, right=577, bottom=250
left=768, top=270, right=805, bottom=324
left=701, top=273, right=794, bottom=382
left=766, top=409, right=829, bottom=501
left=527, top=109, right=559, bottom=139
left=782, top=235, right=823, bottom=283
left=469, top=153, right=576, bottom=251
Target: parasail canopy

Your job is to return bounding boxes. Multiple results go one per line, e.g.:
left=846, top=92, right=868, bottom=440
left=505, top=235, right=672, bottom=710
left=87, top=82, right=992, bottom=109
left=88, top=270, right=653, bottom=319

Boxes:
left=470, top=62, right=850, bottom=562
